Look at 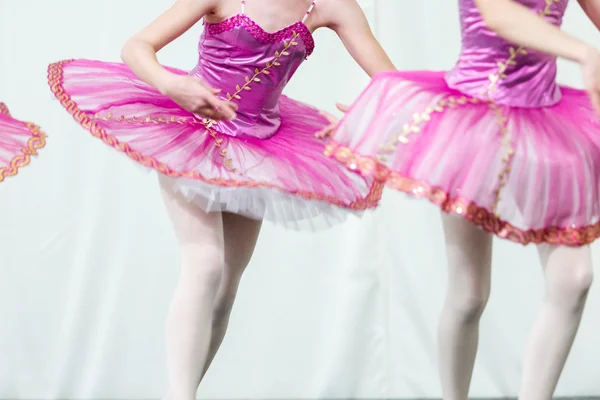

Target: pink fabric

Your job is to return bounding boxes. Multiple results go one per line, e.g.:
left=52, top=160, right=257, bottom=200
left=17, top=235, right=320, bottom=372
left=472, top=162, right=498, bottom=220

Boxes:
left=445, top=0, right=568, bottom=107
left=0, top=103, right=47, bottom=183
left=328, top=70, right=600, bottom=245
left=47, top=13, right=382, bottom=229
left=47, top=59, right=380, bottom=228
left=327, top=0, right=599, bottom=245
left=197, top=15, right=314, bottom=139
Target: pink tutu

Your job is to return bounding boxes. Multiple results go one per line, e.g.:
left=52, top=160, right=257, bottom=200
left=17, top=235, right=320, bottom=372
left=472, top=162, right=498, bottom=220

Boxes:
left=326, top=71, right=600, bottom=246
left=0, top=103, right=47, bottom=183
left=48, top=60, right=382, bottom=229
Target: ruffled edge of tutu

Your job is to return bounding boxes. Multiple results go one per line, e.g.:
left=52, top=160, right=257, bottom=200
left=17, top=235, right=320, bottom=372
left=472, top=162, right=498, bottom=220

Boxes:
left=324, top=141, right=600, bottom=247
left=47, top=59, right=383, bottom=212
left=0, top=103, right=47, bottom=183
left=160, top=174, right=359, bottom=231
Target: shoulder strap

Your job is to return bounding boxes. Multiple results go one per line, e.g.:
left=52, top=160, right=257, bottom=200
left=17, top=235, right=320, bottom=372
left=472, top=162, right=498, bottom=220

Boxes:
left=301, top=1, right=316, bottom=23
left=241, top=0, right=246, bottom=15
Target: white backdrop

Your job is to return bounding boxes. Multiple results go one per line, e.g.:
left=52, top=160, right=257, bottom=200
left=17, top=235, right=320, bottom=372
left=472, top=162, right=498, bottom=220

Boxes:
left=1, top=0, right=599, bottom=398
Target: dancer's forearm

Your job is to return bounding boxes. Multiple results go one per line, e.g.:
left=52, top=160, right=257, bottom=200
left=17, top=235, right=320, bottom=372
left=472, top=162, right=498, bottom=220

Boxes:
left=476, top=0, right=593, bottom=63
left=324, top=0, right=396, bottom=76
left=121, top=0, right=217, bottom=93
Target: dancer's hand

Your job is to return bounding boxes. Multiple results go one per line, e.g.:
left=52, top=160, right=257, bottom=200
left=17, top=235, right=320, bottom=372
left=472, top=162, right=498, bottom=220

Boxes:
left=581, top=46, right=600, bottom=115
left=161, top=75, right=238, bottom=120
left=315, top=103, right=349, bottom=139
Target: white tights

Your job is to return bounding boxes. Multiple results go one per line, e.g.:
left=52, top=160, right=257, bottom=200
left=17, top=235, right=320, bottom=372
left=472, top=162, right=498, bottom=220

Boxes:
left=438, top=214, right=593, bottom=400
left=159, top=179, right=262, bottom=400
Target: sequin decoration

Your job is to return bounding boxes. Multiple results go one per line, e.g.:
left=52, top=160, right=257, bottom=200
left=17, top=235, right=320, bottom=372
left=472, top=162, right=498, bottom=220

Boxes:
left=485, top=0, right=561, bottom=213
left=325, top=140, right=600, bottom=246
left=200, top=31, right=301, bottom=173
left=0, top=119, right=47, bottom=183
left=376, top=95, right=481, bottom=160
left=205, top=14, right=315, bottom=57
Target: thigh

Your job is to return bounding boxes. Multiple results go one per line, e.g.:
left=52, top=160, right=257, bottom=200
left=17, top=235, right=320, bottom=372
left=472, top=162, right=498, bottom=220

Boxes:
left=441, top=213, right=493, bottom=289
left=537, top=244, right=593, bottom=290
left=537, top=244, right=592, bottom=270
left=221, top=212, right=262, bottom=277
left=159, top=176, right=224, bottom=249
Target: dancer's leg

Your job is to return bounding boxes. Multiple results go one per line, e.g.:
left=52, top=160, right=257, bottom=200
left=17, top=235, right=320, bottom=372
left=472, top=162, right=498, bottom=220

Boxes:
left=160, top=181, right=225, bottom=400
left=438, top=214, right=493, bottom=400
left=518, top=245, right=593, bottom=400
left=201, top=212, right=262, bottom=377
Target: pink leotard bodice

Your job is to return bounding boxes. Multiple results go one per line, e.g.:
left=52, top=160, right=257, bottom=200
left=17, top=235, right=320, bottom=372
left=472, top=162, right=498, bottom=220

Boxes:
left=189, top=1, right=317, bottom=139
left=445, top=0, right=569, bottom=107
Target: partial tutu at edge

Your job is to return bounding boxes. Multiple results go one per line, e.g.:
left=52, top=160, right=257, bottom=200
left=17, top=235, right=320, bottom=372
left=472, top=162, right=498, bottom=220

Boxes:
left=0, top=103, right=47, bottom=183
left=326, top=70, right=600, bottom=246
left=47, top=59, right=383, bottom=230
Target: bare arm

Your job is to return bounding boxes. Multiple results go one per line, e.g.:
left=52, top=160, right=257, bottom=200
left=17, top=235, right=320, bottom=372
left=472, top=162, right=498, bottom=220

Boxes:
left=312, top=0, right=394, bottom=137
left=120, top=0, right=236, bottom=119
left=121, top=0, right=217, bottom=94
left=320, top=0, right=395, bottom=76
left=475, top=0, right=594, bottom=63
left=578, top=0, right=600, bottom=30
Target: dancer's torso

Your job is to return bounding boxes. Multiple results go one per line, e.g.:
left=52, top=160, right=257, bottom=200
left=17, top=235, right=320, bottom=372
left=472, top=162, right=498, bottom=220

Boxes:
left=190, top=1, right=316, bottom=138
left=445, top=0, right=569, bottom=107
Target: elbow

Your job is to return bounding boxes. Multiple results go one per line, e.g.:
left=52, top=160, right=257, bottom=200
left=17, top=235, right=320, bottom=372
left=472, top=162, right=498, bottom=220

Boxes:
left=121, top=38, right=159, bottom=66
left=120, top=38, right=141, bottom=65
left=120, top=39, right=133, bottom=64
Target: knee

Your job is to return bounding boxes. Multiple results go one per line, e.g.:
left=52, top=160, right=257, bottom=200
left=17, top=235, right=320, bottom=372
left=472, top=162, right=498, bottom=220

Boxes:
left=222, top=261, right=247, bottom=288
left=180, top=244, right=224, bottom=286
left=447, top=285, right=490, bottom=323
left=213, top=276, right=242, bottom=321
left=548, top=263, right=593, bottom=308
left=216, top=261, right=248, bottom=303
left=213, top=296, right=235, bottom=327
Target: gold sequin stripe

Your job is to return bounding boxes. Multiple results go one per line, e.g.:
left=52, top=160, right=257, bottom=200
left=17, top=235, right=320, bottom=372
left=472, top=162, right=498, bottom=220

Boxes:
left=485, top=0, right=560, bottom=213
left=488, top=104, right=513, bottom=215
left=213, top=31, right=302, bottom=173
left=372, top=92, right=512, bottom=214
left=486, top=109, right=513, bottom=213
left=0, top=121, right=47, bottom=183
left=48, top=60, right=382, bottom=210
left=90, top=114, right=203, bottom=125
left=376, top=95, right=482, bottom=161
left=486, top=0, right=560, bottom=95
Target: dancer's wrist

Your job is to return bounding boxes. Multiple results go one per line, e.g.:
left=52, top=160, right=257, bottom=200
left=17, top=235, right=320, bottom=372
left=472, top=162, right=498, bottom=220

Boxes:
left=575, top=43, right=599, bottom=65
left=157, top=72, right=179, bottom=96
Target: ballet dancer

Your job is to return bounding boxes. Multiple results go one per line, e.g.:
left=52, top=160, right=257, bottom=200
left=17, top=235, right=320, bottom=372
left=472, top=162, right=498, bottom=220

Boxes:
left=46, top=0, right=395, bottom=399
left=324, top=1, right=599, bottom=399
